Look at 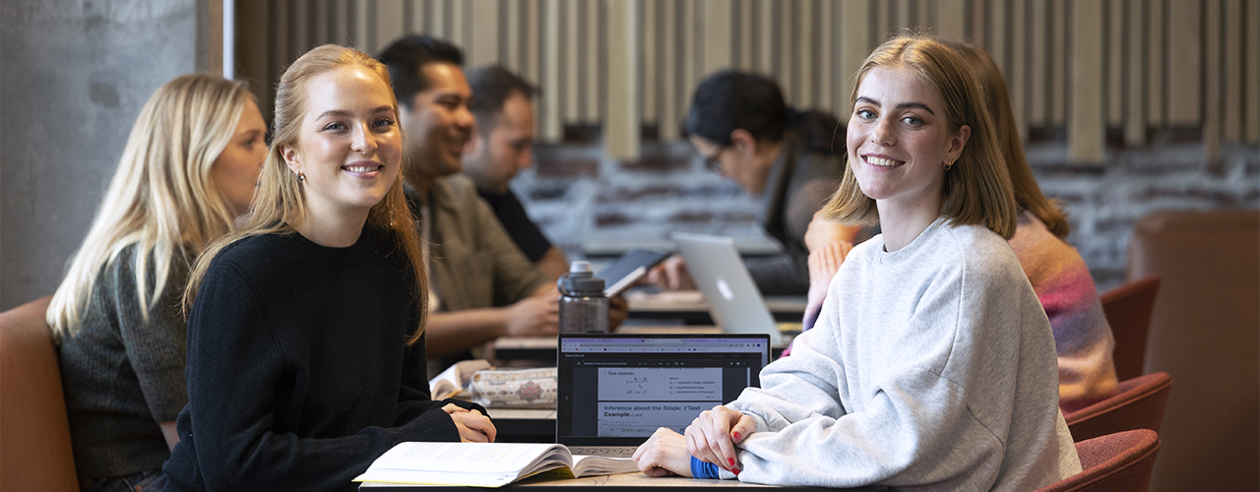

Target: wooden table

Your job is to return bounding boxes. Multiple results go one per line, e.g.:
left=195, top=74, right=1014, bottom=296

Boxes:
left=361, top=471, right=885, bottom=491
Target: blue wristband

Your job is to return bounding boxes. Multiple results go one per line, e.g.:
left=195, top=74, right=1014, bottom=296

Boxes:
left=690, top=456, right=721, bottom=479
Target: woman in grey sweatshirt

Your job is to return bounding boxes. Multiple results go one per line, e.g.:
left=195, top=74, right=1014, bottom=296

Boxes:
left=632, top=33, right=1082, bottom=491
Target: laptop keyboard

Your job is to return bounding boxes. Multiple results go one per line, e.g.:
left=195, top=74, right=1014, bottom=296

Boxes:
left=568, top=446, right=639, bottom=458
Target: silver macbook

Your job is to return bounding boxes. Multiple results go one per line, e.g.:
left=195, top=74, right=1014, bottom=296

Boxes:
left=671, top=232, right=783, bottom=345
left=556, top=333, right=770, bottom=457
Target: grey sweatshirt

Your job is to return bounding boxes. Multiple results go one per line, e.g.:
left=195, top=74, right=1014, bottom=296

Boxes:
left=725, top=218, right=1081, bottom=490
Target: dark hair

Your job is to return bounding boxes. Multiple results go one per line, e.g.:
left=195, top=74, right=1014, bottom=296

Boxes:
left=683, top=70, right=841, bottom=153
left=466, top=64, right=538, bottom=133
left=375, top=35, right=464, bottom=109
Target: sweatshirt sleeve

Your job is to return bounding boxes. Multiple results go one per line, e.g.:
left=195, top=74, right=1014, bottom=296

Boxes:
left=726, top=260, right=1010, bottom=489
left=183, top=263, right=462, bottom=491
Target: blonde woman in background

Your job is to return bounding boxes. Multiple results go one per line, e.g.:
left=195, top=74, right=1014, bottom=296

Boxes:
left=47, top=74, right=266, bottom=492
left=161, top=45, right=494, bottom=492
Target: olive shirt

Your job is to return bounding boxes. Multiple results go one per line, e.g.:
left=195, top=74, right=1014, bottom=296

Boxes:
left=752, top=135, right=846, bottom=296
left=406, top=175, right=548, bottom=313
left=57, top=245, right=191, bottom=482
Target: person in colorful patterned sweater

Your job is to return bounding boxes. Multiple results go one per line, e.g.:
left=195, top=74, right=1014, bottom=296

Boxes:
left=801, top=41, right=1119, bottom=411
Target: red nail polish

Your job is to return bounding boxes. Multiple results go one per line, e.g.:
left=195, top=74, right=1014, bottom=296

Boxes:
left=732, top=432, right=742, bottom=441
left=733, top=468, right=741, bottom=475
left=727, top=457, right=735, bottom=467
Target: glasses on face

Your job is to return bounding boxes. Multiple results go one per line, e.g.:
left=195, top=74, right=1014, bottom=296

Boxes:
left=699, top=148, right=725, bottom=174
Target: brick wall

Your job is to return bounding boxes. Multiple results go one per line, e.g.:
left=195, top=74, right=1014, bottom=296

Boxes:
left=513, top=133, right=1260, bottom=292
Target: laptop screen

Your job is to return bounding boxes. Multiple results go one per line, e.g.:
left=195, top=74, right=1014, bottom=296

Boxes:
left=556, top=333, right=771, bottom=447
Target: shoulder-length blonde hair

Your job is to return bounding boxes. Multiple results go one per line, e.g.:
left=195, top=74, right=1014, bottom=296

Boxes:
left=947, top=40, right=1070, bottom=238
left=184, top=44, right=429, bottom=345
left=47, top=74, right=254, bottom=340
left=822, top=33, right=1018, bottom=239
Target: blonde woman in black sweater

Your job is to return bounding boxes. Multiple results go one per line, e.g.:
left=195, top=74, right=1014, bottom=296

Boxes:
left=161, top=45, right=494, bottom=492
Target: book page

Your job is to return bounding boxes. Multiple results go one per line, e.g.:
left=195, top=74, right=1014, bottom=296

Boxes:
left=364, top=442, right=562, bottom=474
left=571, top=455, right=639, bottom=477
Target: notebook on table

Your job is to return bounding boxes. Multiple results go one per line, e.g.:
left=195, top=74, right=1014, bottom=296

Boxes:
left=671, top=232, right=784, bottom=345
left=556, top=333, right=770, bottom=458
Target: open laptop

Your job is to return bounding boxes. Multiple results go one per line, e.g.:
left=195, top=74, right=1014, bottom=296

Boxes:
left=556, top=333, right=770, bottom=457
left=671, top=232, right=784, bottom=344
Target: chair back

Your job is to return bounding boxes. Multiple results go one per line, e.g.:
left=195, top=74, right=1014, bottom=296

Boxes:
left=1035, top=429, right=1160, bottom=492
left=1128, top=210, right=1258, bottom=492
left=1065, top=371, right=1171, bottom=442
left=1099, top=275, right=1160, bottom=381
left=0, top=296, right=80, bottom=492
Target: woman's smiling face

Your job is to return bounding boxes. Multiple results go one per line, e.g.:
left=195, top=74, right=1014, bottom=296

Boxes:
left=282, top=65, right=402, bottom=216
left=846, top=63, right=968, bottom=213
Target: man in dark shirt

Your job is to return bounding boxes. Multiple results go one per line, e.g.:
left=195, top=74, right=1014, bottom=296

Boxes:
left=462, top=65, right=569, bottom=280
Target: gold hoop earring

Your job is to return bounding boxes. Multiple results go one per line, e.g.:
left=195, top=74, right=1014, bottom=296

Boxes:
left=944, top=160, right=954, bottom=171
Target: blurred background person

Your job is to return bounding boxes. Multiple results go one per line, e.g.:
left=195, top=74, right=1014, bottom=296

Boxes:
left=948, top=41, right=1118, bottom=411
left=462, top=64, right=569, bottom=281
left=47, top=74, right=266, bottom=492
left=377, top=35, right=625, bottom=371
left=649, top=70, right=863, bottom=296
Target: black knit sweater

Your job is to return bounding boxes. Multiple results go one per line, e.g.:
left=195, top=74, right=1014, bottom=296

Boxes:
left=163, top=226, right=483, bottom=492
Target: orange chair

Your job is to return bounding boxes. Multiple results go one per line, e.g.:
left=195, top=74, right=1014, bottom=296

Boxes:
left=1098, top=275, right=1160, bottom=381
left=1064, top=371, right=1171, bottom=443
left=1035, top=429, right=1161, bottom=492
left=0, top=296, right=80, bottom=492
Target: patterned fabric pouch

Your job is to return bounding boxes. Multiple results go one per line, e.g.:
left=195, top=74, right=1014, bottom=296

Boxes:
left=469, top=367, right=558, bottom=408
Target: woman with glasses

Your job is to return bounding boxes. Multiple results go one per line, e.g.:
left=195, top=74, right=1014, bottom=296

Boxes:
left=647, top=71, right=860, bottom=296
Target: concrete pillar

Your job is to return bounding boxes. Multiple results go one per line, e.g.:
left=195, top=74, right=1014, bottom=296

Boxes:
left=1, top=0, right=205, bottom=310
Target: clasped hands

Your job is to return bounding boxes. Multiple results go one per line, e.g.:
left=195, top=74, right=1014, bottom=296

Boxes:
left=443, top=403, right=496, bottom=443
left=631, top=404, right=755, bottom=478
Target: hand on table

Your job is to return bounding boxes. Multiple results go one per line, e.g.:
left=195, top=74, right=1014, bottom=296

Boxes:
left=632, top=427, right=694, bottom=477
left=443, top=403, right=497, bottom=443
left=686, top=405, right=755, bottom=475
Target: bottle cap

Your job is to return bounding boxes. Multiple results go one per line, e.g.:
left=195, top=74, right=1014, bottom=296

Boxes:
left=558, top=261, right=605, bottom=296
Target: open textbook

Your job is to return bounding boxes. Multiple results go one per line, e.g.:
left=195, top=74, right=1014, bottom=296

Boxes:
left=354, top=442, right=639, bottom=487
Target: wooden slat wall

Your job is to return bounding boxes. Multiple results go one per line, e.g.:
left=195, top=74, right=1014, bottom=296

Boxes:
left=236, top=0, right=1259, bottom=163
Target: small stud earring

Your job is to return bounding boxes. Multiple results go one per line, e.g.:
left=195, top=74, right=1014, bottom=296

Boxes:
left=297, top=172, right=306, bottom=182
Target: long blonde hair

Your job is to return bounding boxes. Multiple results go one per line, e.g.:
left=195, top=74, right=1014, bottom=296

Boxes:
left=948, top=41, right=1070, bottom=238
left=47, top=75, right=254, bottom=340
left=184, top=44, right=429, bottom=344
left=823, top=33, right=1018, bottom=239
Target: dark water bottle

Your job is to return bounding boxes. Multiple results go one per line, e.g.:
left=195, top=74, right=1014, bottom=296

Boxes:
left=557, top=261, right=609, bottom=334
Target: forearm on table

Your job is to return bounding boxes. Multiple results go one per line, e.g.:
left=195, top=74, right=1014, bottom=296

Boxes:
left=423, top=309, right=508, bottom=358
